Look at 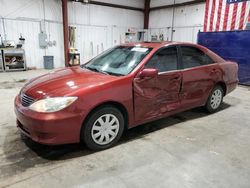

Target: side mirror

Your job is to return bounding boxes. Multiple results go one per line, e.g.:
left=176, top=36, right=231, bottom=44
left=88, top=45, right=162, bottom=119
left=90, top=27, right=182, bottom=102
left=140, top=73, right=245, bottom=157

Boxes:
left=139, top=68, right=158, bottom=78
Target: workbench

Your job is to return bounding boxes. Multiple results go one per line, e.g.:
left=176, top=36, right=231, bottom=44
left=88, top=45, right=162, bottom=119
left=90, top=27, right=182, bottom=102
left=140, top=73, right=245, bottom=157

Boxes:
left=0, top=48, right=26, bottom=72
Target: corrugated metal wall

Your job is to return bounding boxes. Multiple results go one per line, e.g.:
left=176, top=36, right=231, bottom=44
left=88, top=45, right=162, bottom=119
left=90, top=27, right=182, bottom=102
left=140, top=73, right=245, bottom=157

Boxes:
left=0, top=0, right=206, bottom=69
left=1, top=18, right=45, bottom=68
left=149, top=3, right=205, bottom=42
left=0, top=0, right=144, bottom=68
left=74, top=25, right=108, bottom=63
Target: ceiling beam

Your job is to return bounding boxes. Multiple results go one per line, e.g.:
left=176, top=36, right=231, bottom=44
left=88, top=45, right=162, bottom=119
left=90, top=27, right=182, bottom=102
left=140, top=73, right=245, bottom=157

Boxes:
left=70, top=0, right=144, bottom=12
left=70, top=0, right=205, bottom=12
left=90, top=1, right=144, bottom=11
left=150, top=0, right=205, bottom=11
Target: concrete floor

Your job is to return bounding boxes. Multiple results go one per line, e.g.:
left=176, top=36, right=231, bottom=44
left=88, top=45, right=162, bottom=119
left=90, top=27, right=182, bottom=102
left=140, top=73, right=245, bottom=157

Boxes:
left=0, top=70, right=250, bottom=188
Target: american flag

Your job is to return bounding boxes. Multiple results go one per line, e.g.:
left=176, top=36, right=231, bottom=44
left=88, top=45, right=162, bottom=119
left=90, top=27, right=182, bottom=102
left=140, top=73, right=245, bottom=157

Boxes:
left=204, top=0, right=250, bottom=31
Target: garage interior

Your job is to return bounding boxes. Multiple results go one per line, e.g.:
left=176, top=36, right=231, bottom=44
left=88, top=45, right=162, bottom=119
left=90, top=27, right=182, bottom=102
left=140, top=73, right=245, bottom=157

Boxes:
left=0, top=0, right=250, bottom=187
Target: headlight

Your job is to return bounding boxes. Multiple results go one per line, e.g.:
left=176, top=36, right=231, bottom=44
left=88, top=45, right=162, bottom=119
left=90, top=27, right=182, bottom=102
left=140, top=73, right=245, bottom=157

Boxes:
left=29, top=97, right=78, bottom=113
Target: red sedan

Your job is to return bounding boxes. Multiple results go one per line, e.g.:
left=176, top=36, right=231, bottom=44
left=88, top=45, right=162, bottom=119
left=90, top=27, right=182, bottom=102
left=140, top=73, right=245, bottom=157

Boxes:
left=15, top=42, right=238, bottom=150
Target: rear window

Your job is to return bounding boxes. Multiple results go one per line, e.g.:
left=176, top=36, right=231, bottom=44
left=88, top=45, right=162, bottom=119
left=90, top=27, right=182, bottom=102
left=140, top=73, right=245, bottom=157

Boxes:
left=181, top=46, right=214, bottom=69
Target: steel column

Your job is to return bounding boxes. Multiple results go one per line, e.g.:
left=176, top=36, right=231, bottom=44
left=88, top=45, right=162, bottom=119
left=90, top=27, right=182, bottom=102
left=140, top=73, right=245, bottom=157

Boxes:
left=144, top=0, right=150, bottom=29
left=62, top=0, right=69, bottom=67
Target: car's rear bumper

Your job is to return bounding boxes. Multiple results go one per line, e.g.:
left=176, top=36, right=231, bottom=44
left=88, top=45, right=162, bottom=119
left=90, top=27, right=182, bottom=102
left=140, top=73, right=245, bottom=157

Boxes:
left=226, top=80, right=238, bottom=95
left=15, top=96, right=83, bottom=145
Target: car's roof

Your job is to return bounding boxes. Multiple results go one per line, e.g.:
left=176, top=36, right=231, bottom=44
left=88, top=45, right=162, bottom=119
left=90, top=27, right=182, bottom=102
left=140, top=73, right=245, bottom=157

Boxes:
left=121, top=41, right=225, bottom=63
left=122, top=41, right=199, bottom=48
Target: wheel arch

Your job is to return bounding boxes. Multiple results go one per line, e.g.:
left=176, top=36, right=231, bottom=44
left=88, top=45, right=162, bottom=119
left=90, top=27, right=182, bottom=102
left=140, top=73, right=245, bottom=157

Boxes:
left=80, top=101, right=129, bottom=139
left=216, top=81, right=227, bottom=96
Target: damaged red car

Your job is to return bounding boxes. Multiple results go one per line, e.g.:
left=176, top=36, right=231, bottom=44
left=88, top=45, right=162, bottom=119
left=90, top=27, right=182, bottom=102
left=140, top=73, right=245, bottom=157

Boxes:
left=15, top=42, right=238, bottom=150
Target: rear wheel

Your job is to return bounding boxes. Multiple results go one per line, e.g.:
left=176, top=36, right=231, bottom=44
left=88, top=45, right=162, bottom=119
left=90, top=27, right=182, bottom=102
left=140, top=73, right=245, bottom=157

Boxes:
left=205, top=85, right=224, bottom=113
left=81, top=106, right=124, bottom=150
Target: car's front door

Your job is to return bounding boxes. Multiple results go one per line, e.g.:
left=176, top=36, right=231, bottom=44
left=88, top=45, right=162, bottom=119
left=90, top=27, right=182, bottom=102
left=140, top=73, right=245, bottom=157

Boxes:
left=133, top=46, right=182, bottom=122
left=179, top=45, right=220, bottom=108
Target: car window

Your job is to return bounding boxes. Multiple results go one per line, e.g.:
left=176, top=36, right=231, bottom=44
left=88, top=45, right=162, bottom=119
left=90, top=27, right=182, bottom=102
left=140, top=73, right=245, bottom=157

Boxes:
left=145, top=47, right=178, bottom=72
left=82, top=46, right=152, bottom=76
left=180, top=46, right=214, bottom=69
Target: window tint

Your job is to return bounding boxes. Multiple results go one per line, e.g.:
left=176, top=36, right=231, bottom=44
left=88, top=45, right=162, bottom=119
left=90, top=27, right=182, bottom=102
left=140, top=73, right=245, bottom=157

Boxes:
left=181, top=46, right=214, bottom=69
left=145, top=47, right=178, bottom=72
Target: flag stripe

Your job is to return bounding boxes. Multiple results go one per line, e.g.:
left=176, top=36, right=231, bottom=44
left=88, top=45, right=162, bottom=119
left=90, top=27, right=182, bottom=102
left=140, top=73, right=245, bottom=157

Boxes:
left=216, top=0, right=223, bottom=31
left=209, top=0, right=216, bottom=31
left=223, top=2, right=230, bottom=30
left=213, top=0, right=220, bottom=30
left=248, top=10, right=250, bottom=22
left=207, top=0, right=214, bottom=31
left=235, top=1, right=243, bottom=29
left=219, top=0, right=227, bottom=30
left=231, top=3, right=238, bottom=30
left=205, top=0, right=250, bottom=31
left=203, top=0, right=210, bottom=32
left=239, top=1, right=247, bottom=29
left=227, top=4, right=234, bottom=30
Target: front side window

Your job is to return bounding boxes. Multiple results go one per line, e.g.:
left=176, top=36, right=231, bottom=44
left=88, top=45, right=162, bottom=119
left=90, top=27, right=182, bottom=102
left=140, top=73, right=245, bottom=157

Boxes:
left=181, top=46, right=214, bottom=69
left=82, top=46, right=152, bottom=76
left=145, top=47, right=178, bottom=72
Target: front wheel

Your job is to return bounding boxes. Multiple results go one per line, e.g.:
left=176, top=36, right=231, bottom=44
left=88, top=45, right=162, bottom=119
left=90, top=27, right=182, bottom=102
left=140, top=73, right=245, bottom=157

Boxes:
left=205, top=85, right=224, bottom=113
left=81, top=106, right=124, bottom=150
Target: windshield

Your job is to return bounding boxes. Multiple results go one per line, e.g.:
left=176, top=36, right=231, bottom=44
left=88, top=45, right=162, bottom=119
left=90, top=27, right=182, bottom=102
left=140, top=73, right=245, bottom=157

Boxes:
left=81, top=46, right=152, bottom=76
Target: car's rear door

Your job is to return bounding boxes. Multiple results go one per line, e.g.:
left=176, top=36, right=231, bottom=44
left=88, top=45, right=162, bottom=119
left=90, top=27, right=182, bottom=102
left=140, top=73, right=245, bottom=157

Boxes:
left=178, top=45, right=220, bottom=108
left=133, top=46, right=182, bottom=122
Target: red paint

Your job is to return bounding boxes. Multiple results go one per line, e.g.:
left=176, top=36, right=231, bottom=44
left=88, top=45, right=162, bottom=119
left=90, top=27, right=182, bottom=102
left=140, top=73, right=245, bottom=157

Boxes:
left=223, top=3, right=230, bottom=31
left=139, top=68, right=158, bottom=78
left=209, top=0, right=216, bottom=31
left=215, top=0, right=223, bottom=31
left=248, top=10, right=250, bottom=22
left=15, top=42, right=238, bottom=145
left=239, top=1, right=246, bottom=30
left=203, top=0, right=209, bottom=32
left=231, top=3, right=238, bottom=30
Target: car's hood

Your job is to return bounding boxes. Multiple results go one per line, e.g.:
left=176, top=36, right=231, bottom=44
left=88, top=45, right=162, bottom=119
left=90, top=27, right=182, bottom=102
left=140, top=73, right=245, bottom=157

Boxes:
left=22, top=66, right=118, bottom=99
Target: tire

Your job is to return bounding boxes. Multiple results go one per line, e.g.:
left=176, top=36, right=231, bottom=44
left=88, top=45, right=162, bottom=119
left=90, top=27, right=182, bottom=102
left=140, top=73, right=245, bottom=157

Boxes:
left=205, top=85, right=224, bottom=113
left=81, top=106, right=124, bottom=150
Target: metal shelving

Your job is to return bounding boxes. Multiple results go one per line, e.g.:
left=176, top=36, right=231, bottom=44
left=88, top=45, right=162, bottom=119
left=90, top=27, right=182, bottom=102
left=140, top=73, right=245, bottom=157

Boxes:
left=1, top=48, right=26, bottom=72
left=0, top=50, right=4, bottom=72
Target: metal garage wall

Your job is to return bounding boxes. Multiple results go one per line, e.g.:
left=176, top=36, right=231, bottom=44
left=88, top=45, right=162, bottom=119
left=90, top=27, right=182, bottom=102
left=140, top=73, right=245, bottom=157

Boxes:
left=1, top=18, right=64, bottom=69
left=94, top=0, right=144, bottom=8
left=70, top=24, right=143, bottom=64
left=68, top=2, right=144, bottom=64
left=73, top=25, right=108, bottom=63
left=0, top=0, right=144, bottom=68
left=44, top=21, right=64, bottom=68
left=0, top=19, right=3, bottom=39
left=89, top=5, right=144, bottom=27
left=149, top=2, right=205, bottom=43
left=2, top=19, right=45, bottom=68
left=150, top=0, right=200, bottom=7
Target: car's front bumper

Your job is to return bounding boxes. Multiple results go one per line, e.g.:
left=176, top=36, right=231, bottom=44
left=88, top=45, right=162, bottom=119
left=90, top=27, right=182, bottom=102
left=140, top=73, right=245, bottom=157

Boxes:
left=15, top=96, right=83, bottom=145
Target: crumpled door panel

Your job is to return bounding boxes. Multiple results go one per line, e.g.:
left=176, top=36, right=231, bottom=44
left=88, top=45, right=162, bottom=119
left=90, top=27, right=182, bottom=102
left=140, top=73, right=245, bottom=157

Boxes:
left=133, top=72, right=182, bottom=122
